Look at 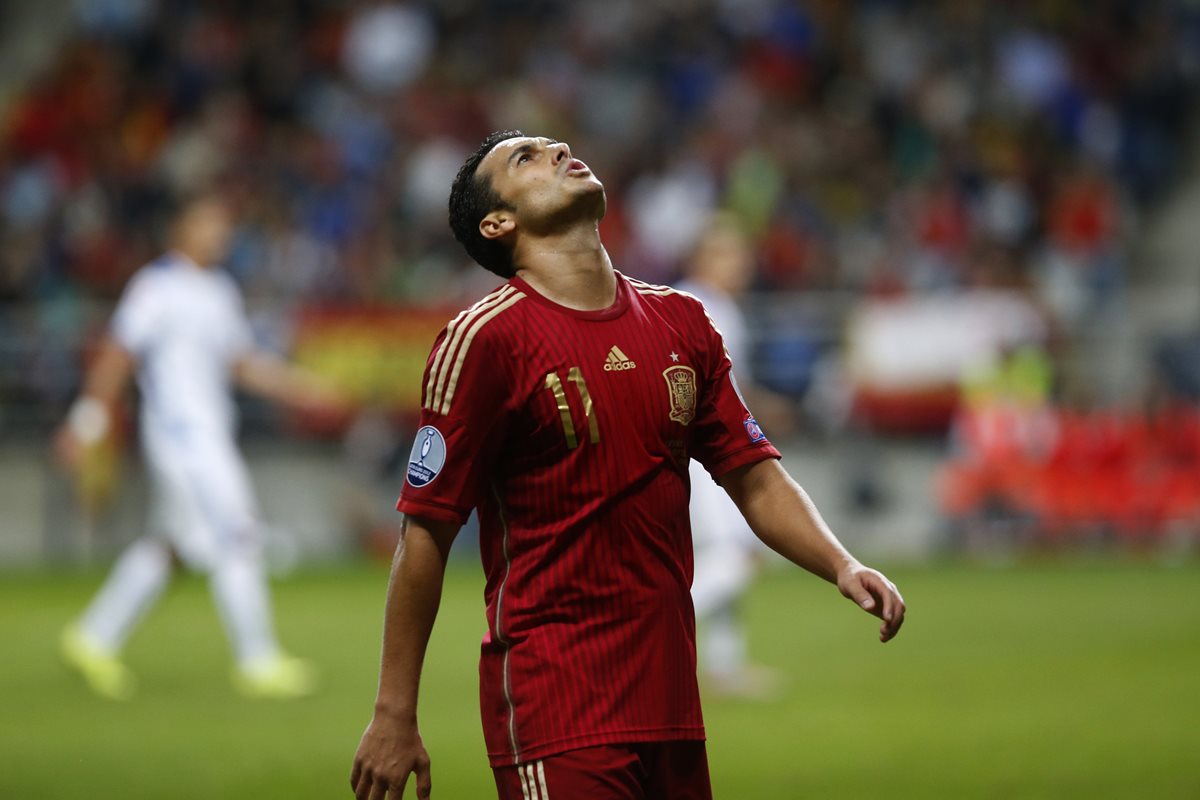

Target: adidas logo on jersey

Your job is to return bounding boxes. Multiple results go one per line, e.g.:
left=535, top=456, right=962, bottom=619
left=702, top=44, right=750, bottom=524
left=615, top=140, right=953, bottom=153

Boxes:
left=603, top=345, right=637, bottom=371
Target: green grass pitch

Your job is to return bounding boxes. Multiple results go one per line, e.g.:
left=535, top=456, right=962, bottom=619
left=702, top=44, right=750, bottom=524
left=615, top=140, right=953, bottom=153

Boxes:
left=1, top=558, right=1197, bottom=798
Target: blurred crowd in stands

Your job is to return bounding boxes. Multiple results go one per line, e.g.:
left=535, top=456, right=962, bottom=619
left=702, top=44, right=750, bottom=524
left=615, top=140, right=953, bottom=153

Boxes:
left=4, top=1, right=1197, bottom=309
left=2, top=0, right=1199, bottom=539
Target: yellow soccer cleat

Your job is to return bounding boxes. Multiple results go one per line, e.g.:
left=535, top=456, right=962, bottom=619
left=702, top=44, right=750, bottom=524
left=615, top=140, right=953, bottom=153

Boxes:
left=60, top=626, right=136, bottom=701
left=232, top=654, right=318, bottom=699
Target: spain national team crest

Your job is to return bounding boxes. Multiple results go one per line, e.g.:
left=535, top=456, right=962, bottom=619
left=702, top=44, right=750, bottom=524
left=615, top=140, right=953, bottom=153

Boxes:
left=662, top=365, right=697, bottom=425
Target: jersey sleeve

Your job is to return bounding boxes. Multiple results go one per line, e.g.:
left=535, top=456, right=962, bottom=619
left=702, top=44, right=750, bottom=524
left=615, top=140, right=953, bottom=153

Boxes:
left=396, top=326, right=512, bottom=525
left=110, top=272, right=161, bottom=357
left=687, top=300, right=781, bottom=480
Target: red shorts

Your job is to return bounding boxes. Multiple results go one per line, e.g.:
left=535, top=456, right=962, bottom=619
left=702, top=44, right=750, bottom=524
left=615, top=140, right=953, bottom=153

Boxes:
left=493, top=741, right=712, bottom=800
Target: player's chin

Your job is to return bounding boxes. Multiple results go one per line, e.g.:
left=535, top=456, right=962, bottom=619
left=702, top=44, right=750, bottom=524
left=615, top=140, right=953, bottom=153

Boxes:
left=567, top=182, right=606, bottom=218
left=587, top=180, right=607, bottom=202
left=571, top=174, right=605, bottom=194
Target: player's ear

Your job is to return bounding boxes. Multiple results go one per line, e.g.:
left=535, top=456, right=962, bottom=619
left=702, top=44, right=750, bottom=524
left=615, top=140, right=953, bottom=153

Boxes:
left=480, top=211, right=516, bottom=241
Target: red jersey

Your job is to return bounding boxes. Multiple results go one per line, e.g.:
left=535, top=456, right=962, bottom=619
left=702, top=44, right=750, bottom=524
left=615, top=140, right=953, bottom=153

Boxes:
left=397, top=271, right=780, bottom=767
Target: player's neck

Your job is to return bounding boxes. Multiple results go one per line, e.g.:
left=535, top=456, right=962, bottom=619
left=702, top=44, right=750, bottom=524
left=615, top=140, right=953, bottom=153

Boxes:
left=170, top=247, right=215, bottom=270
left=514, top=225, right=616, bottom=312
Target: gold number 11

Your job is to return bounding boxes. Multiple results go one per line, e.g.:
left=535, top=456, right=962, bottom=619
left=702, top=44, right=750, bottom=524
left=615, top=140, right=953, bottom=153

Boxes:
left=544, top=367, right=600, bottom=448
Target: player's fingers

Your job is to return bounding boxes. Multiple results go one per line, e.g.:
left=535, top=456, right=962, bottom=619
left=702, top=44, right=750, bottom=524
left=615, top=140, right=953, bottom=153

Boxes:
left=876, top=577, right=897, bottom=624
left=879, top=589, right=906, bottom=642
left=866, top=572, right=902, bottom=624
left=844, top=576, right=877, bottom=613
left=353, top=771, right=372, bottom=800
left=53, top=432, right=81, bottom=471
left=415, top=759, right=432, bottom=799
left=366, top=777, right=391, bottom=800
left=412, top=750, right=432, bottom=799
left=888, top=592, right=907, bottom=638
left=350, top=759, right=362, bottom=792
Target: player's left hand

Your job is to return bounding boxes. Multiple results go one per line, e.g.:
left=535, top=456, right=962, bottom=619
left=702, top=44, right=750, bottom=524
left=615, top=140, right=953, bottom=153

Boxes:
left=836, top=562, right=906, bottom=642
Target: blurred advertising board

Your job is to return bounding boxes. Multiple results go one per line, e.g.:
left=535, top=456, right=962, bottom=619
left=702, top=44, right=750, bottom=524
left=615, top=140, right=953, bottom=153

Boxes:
left=845, top=291, right=1048, bottom=433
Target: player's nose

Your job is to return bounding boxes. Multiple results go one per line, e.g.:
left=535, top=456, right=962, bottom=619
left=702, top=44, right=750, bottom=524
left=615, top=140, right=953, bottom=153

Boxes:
left=551, top=141, right=571, bottom=164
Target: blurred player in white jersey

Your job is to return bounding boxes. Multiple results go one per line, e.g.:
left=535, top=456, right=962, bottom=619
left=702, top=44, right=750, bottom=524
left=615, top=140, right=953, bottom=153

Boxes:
left=56, top=193, right=344, bottom=700
left=678, top=215, right=795, bottom=698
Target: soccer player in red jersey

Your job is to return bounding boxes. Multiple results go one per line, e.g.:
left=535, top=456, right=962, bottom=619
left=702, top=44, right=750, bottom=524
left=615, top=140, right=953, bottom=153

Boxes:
left=350, top=131, right=906, bottom=800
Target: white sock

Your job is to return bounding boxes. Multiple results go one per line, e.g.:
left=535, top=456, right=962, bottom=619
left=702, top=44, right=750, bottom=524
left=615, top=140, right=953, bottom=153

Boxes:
left=704, top=605, right=747, bottom=678
left=79, top=538, right=172, bottom=652
left=209, top=554, right=280, bottom=667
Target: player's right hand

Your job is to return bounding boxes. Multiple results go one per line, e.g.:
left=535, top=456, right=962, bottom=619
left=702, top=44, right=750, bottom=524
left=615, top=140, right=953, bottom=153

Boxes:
left=53, top=424, right=84, bottom=471
left=351, top=713, right=432, bottom=799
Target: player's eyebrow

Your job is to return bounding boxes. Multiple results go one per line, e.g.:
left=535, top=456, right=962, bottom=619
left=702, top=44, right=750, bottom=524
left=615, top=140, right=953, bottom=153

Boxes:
left=507, top=144, right=535, bottom=166
left=507, top=138, right=559, bottom=167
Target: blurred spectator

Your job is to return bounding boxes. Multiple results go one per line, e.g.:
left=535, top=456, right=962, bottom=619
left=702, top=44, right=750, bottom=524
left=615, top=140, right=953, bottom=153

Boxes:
left=1, top=0, right=1198, bottom=427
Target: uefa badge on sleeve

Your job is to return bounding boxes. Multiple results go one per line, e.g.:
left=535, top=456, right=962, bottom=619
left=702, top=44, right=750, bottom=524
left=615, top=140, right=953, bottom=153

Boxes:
left=406, top=426, right=446, bottom=487
left=744, top=415, right=766, bottom=443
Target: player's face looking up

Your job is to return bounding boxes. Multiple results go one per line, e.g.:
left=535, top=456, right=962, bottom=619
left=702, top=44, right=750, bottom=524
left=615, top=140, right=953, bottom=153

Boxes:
left=173, top=198, right=233, bottom=268
left=476, top=136, right=606, bottom=240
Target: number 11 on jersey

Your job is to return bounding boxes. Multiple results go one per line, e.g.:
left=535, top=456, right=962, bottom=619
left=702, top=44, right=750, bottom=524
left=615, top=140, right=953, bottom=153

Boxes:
left=544, top=367, right=600, bottom=448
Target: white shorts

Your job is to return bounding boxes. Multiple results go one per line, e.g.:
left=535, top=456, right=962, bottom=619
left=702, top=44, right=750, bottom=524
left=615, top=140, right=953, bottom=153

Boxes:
left=688, top=460, right=757, bottom=552
left=142, top=428, right=261, bottom=571
left=689, top=460, right=763, bottom=616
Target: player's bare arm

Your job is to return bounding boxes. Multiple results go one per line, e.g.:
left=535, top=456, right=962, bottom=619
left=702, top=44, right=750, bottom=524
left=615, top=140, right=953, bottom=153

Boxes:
left=719, top=459, right=907, bottom=642
left=352, top=514, right=459, bottom=800
left=232, top=351, right=349, bottom=419
left=54, top=336, right=136, bottom=469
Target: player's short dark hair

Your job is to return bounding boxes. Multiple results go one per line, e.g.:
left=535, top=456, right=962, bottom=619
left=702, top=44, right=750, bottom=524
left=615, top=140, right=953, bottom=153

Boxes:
left=448, top=130, right=524, bottom=278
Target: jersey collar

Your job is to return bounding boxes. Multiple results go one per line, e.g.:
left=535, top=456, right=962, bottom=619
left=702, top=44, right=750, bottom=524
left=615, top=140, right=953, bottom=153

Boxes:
left=509, top=271, right=631, bottom=321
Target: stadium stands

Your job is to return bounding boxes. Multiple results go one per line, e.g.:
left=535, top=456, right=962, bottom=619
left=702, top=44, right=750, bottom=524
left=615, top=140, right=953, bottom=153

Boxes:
left=1, top=0, right=1198, bottom=549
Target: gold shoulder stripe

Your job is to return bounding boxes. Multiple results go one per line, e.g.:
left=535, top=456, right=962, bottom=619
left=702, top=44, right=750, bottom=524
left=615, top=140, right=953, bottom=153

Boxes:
left=628, top=278, right=677, bottom=296
left=425, top=286, right=513, bottom=407
left=426, top=286, right=514, bottom=410
left=437, top=292, right=525, bottom=414
left=625, top=276, right=668, bottom=290
left=632, top=281, right=731, bottom=357
left=627, top=277, right=675, bottom=294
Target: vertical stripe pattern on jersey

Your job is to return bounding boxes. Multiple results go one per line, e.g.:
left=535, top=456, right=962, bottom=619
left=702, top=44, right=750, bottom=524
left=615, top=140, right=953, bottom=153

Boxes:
left=437, top=292, right=526, bottom=414
left=491, top=483, right=522, bottom=763
left=629, top=277, right=730, bottom=356
left=398, top=273, right=781, bottom=768
left=424, top=285, right=513, bottom=409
